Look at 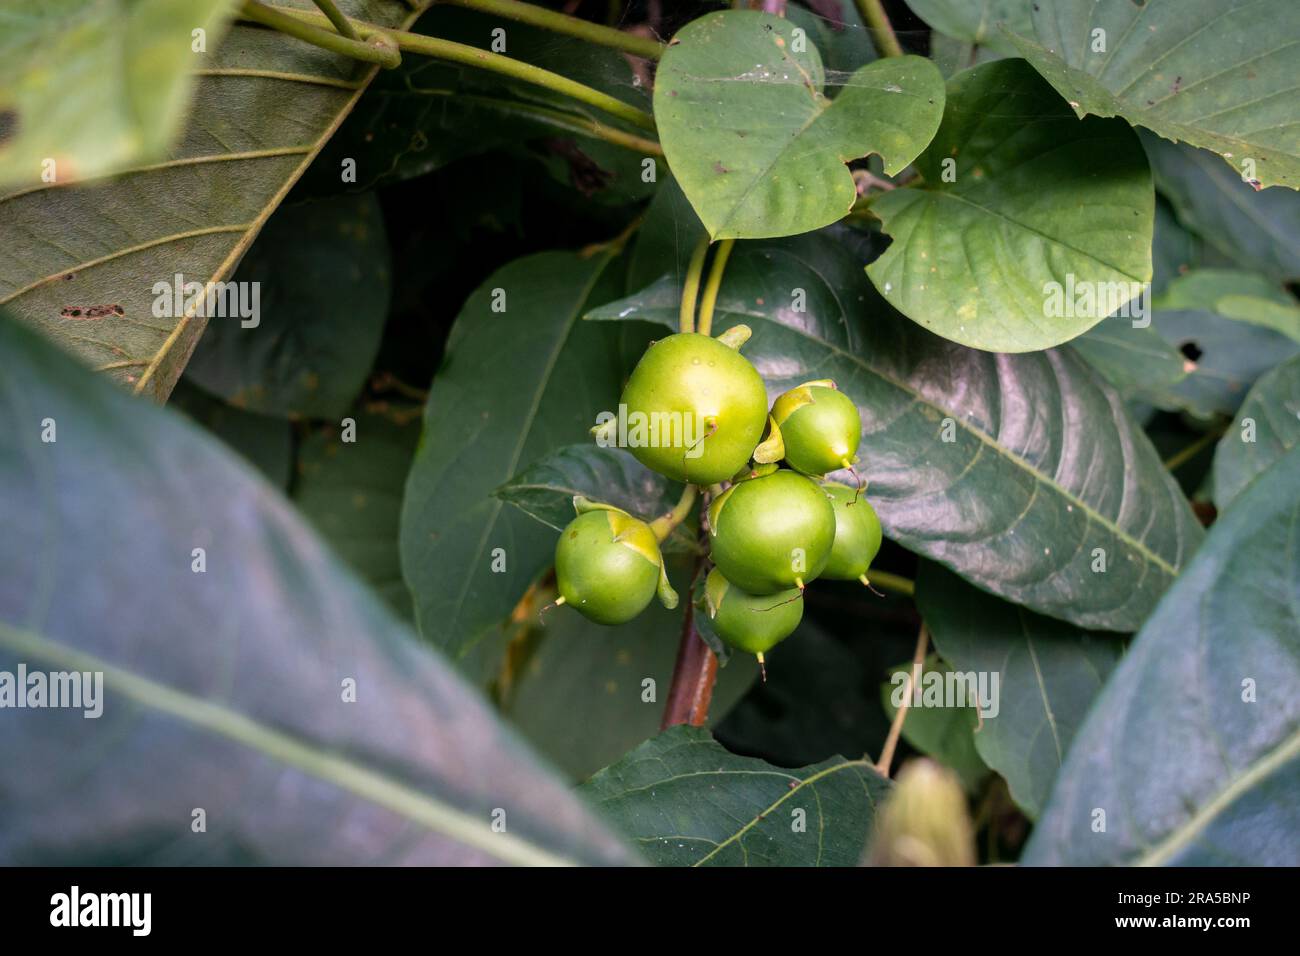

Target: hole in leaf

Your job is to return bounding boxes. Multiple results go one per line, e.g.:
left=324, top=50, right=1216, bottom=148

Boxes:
left=1179, top=341, right=1203, bottom=362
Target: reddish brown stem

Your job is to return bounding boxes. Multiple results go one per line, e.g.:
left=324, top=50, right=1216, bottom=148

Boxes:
left=660, top=579, right=718, bottom=728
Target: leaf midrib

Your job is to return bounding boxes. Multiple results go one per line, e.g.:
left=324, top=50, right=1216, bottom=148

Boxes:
left=0, top=619, right=577, bottom=867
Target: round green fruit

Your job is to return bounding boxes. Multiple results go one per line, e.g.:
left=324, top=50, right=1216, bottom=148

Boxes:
left=820, top=482, right=883, bottom=583
left=708, top=469, right=836, bottom=593
left=771, top=380, right=862, bottom=476
left=554, top=509, right=661, bottom=625
left=615, top=331, right=768, bottom=485
left=705, top=568, right=803, bottom=660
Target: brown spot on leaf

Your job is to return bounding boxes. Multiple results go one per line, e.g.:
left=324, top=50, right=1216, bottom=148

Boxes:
left=60, top=304, right=123, bottom=320
left=713, top=161, right=729, bottom=174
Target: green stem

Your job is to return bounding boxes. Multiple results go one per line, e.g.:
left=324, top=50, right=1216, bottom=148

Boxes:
left=312, top=0, right=359, bottom=39
left=240, top=1, right=400, bottom=68
left=443, top=0, right=664, bottom=60
left=854, top=0, right=905, bottom=58
left=679, top=237, right=711, bottom=334
left=696, top=238, right=735, bottom=337
left=650, top=485, right=699, bottom=542
left=265, top=4, right=656, bottom=131
left=401, top=87, right=663, bottom=155
left=1162, top=425, right=1227, bottom=473
left=867, top=569, right=915, bottom=598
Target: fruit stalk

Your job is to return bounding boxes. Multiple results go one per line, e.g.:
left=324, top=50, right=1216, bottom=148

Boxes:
left=696, top=238, right=735, bottom=337
left=679, top=238, right=710, bottom=334
left=660, top=514, right=719, bottom=729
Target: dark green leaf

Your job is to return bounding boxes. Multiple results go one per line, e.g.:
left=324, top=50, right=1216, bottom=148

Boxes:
left=294, top=407, right=421, bottom=620
left=0, top=313, right=632, bottom=866
left=1143, top=134, right=1300, bottom=284
left=654, top=10, right=943, bottom=240
left=1213, top=355, right=1300, bottom=508
left=916, top=563, right=1124, bottom=819
left=589, top=230, right=1203, bottom=631
left=185, top=193, right=391, bottom=419
left=1071, top=315, right=1190, bottom=397
left=400, top=251, right=624, bottom=660
left=495, top=443, right=696, bottom=553
left=1149, top=308, right=1299, bottom=417
left=1008, top=0, right=1300, bottom=190
left=1156, top=270, right=1300, bottom=343
left=867, top=58, right=1153, bottom=352
left=1024, top=444, right=1300, bottom=865
left=503, top=594, right=757, bottom=783
left=579, top=725, right=890, bottom=866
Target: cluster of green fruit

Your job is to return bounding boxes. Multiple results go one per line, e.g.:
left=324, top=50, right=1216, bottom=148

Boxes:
left=551, top=326, right=882, bottom=669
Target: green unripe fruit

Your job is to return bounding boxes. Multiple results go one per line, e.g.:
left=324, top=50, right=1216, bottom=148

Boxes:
left=771, top=380, right=862, bottom=476
left=820, top=482, right=883, bottom=583
left=555, top=509, right=662, bottom=625
left=612, top=331, right=768, bottom=485
left=708, top=470, right=836, bottom=593
left=705, top=568, right=803, bottom=660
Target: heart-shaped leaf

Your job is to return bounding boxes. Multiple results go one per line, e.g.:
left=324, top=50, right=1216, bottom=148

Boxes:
left=0, top=0, right=237, bottom=188
left=653, top=10, right=943, bottom=240
left=579, top=725, right=890, bottom=866
left=495, top=444, right=696, bottom=554
left=916, top=562, right=1124, bottom=819
left=1142, top=134, right=1300, bottom=284
left=867, top=58, right=1153, bottom=352
left=0, top=1, right=426, bottom=401
left=1024, top=443, right=1300, bottom=865
left=400, top=251, right=626, bottom=662
left=1007, top=0, right=1300, bottom=190
left=0, top=313, right=632, bottom=866
left=589, top=228, right=1203, bottom=631
left=1213, top=355, right=1300, bottom=509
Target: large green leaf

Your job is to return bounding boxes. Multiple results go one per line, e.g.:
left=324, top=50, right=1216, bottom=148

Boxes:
left=1143, top=134, right=1300, bottom=283
left=783, top=1, right=877, bottom=75
left=0, top=314, right=632, bottom=866
left=579, top=725, right=890, bottom=866
left=1024, top=444, right=1300, bottom=866
left=916, top=563, right=1123, bottom=819
left=867, top=58, right=1153, bottom=352
left=905, top=0, right=1032, bottom=56
left=0, top=0, right=426, bottom=401
left=654, top=10, right=943, bottom=240
left=1008, top=0, right=1300, bottom=190
left=295, top=407, right=421, bottom=620
left=1213, top=355, right=1300, bottom=509
left=400, top=251, right=624, bottom=661
left=495, top=443, right=696, bottom=554
left=0, top=0, right=237, bottom=188
left=502, top=594, right=757, bottom=783
left=589, top=229, right=1203, bottom=632
left=183, top=193, right=391, bottom=419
